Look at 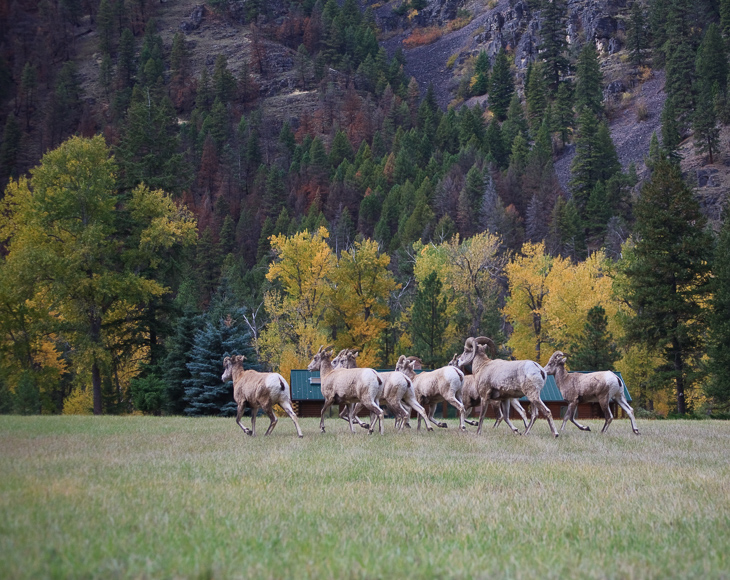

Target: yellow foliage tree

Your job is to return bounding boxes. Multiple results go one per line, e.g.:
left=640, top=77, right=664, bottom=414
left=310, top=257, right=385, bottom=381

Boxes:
left=503, top=242, right=567, bottom=365
left=327, top=238, right=400, bottom=367
left=259, top=227, right=335, bottom=375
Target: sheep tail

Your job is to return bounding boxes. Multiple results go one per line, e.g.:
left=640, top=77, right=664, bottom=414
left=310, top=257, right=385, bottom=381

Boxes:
left=279, top=378, right=286, bottom=391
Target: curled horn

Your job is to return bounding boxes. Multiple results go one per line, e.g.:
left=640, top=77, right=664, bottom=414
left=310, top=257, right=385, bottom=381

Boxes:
left=223, top=356, right=231, bottom=365
left=406, top=355, right=423, bottom=365
left=475, top=336, right=496, bottom=358
left=464, top=337, right=475, bottom=351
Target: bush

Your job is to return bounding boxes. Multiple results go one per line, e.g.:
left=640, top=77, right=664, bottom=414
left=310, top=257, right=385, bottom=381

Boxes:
left=403, top=27, right=442, bottom=48
left=636, top=99, right=649, bottom=122
left=130, top=374, right=167, bottom=415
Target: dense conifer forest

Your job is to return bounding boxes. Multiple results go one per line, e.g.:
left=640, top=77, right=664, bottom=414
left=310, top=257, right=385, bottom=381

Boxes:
left=1, top=0, right=730, bottom=418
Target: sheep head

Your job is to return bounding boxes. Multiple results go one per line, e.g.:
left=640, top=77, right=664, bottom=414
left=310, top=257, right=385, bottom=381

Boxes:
left=331, top=349, right=348, bottom=368
left=221, top=354, right=247, bottom=382
left=307, top=345, right=334, bottom=371
left=457, top=337, right=495, bottom=372
left=544, top=351, right=567, bottom=375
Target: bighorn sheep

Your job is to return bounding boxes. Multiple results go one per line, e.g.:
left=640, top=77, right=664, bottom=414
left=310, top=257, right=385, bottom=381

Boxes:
left=307, top=345, right=385, bottom=434
left=334, top=350, right=433, bottom=432
left=457, top=337, right=559, bottom=437
left=543, top=351, right=640, bottom=435
left=395, top=356, right=467, bottom=431
left=449, top=353, right=529, bottom=430
left=331, top=349, right=372, bottom=429
left=221, top=355, right=303, bottom=438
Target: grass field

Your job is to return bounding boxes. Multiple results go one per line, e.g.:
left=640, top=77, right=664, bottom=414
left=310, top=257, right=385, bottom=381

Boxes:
left=1, top=416, right=729, bottom=579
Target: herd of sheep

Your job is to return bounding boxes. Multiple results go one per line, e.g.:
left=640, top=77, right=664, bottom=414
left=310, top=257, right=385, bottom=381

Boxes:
left=220, top=336, right=641, bottom=439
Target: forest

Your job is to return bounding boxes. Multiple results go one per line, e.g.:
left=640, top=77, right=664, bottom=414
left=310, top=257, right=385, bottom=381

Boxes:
left=1, top=0, right=730, bottom=418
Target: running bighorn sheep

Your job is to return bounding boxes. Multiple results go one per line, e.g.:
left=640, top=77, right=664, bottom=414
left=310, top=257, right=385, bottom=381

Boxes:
left=332, top=349, right=371, bottom=430
left=221, top=355, right=303, bottom=438
left=307, top=345, right=385, bottom=434
left=457, top=337, right=559, bottom=437
left=396, top=356, right=467, bottom=431
left=449, top=353, right=528, bottom=430
left=543, top=351, right=640, bottom=435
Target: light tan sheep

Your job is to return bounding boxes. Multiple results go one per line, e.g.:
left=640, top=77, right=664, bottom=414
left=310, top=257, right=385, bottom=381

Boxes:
left=307, top=346, right=385, bottom=434
left=221, top=355, right=303, bottom=438
left=396, top=356, right=467, bottom=431
left=332, top=349, right=371, bottom=430
left=448, top=353, right=528, bottom=430
left=457, top=337, right=559, bottom=437
left=543, top=351, right=640, bottom=435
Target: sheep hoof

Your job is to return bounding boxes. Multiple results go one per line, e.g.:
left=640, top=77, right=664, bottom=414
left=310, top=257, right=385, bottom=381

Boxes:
left=584, top=426, right=591, bottom=432
left=298, top=435, right=303, bottom=438
left=404, top=423, right=411, bottom=429
left=633, top=429, right=640, bottom=435
left=439, top=422, right=448, bottom=428
left=361, top=423, right=370, bottom=429
left=554, top=433, right=559, bottom=438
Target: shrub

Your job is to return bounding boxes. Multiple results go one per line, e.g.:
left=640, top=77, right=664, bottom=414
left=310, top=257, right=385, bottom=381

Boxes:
left=403, top=27, right=442, bottom=48
left=636, top=99, right=649, bottom=122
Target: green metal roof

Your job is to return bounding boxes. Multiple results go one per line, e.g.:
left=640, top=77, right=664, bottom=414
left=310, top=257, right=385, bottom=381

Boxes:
left=291, top=370, right=631, bottom=402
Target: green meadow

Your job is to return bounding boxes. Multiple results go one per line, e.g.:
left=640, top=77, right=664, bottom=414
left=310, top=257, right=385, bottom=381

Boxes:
left=1, top=416, right=728, bottom=579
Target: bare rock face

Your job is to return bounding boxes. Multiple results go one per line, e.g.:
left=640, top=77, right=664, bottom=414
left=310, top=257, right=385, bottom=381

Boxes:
left=179, top=5, right=205, bottom=32
left=412, top=0, right=463, bottom=26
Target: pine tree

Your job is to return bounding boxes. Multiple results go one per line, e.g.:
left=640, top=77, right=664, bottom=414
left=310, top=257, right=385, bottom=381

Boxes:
left=212, top=54, right=237, bottom=104
left=574, top=41, right=604, bottom=118
left=484, top=119, right=508, bottom=168
left=13, top=371, right=40, bottom=415
left=489, top=48, right=514, bottom=121
left=472, top=50, right=490, bottom=96
left=663, top=0, right=696, bottom=127
left=553, top=80, right=573, bottom=146
left=661, top=98, right=683, bottom=159
left=540, top=0, right=569, bottom=92
left=411, top=271, right=448, bottom=368
left=695, top=23, right=727, bottom=93
left=525, top=61, right=548, bottom=129
left=569, top=305, right=619, bottom=371
left=116, top=28, right=136, bottom=90
left=502, top=93, right=529, bottom=150
left=693, top=79, right=720, bottom=163
left=170, top=32, right=190, bottom=81
left=457, top=165, right=486, bottom=237
left=97, top=0, right=115, bottom=55
left=184, top=309, right=257, bottom=416
left=163, top=308, right=203, bottom=414
left=707, top=211, right=730, bottom=409
left=623, top=158, right=713, bottom=415
left=569, top=108, right=600, bottom=213
left=627, top=0, right=647, bottom=66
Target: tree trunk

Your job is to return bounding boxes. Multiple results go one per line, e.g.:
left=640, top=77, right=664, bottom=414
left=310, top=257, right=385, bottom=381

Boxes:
left=92, top=360, right=102, bottom=415
left=673, top=341, right=686, bottom=415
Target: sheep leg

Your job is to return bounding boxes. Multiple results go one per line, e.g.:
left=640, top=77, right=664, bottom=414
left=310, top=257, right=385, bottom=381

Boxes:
left=530, top=398, right=558, bottom=437
left=250, top=405, right=259, bottom=437
left=476, top=397, right=490, bottom=436
left=511, top=399, right=529, bottom=430
left=426, top=403, right=447, bottom=429
left=236, top=402, right=253, bottom=436
left=491, top=400, right=504, bottom=428
left=566, top=402, right=590, bottom=432
left=616, top=397, right=640, bottom=435
left=443, top=394, right=466, bottom=431
left=320, top=399, right=335, bottom=433
left=339, top=404, right=370, bottom=429
left=463, top=406, right=479, bottom=426
left=599, top=398, right=614, bottom=433
left=279, top=399, right=304, bottom=438
left=263, top=405, right=278, bottom=436
left=361, top=401, right=385, bottom=435
left=346, top=404, right=357, bottom=434
left=499, top=399, right=522, bottom=435
left=402, top=391, right=433, bottom=432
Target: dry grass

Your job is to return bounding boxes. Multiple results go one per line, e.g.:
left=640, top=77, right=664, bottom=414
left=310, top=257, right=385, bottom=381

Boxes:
left=1, top=417, right=729, bottom=579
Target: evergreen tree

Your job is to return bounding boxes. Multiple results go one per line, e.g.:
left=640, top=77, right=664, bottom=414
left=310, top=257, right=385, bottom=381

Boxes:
left=212, top=54, right=237, bottom=104
left=661, top=98, right=683, bottom=159
left=97, top=0, right=115, bottom=55
left=693, top=80, right=720, bottom=163
left=663, top=0, right=696, bottom=127
left=329, top=129, right=354, bottom=168
left=170, top=32, right=190, bottom=81
left=569, top=305, right=619, bottom=371
left=707, top=211, right=730, bottom=409
left=695, top=23, right=727, bottom=93
left=502, top=93, right=529, bottom=150
left=623, top=158, right=713, bottom=415
left=164, top=308, right=203, bottom=414
left=484, top=119, right=508, bottom=168
left=525, top=61, right=548, bottom=129
left=552, top=80, right=573, bottom=147
left=540, top=0, right=569, bottom=92
left=489, top=49, right=514, bottom=121
left=116, top=86, right=189, bottom=194
left=183, top=309, right=257, bottom=416
left=627, top=0, right=648, bottom=66
left=13, top=371, right=40, bottom=415
left=411, top=271, right=448, bottom=368
left=457, top=165, right=486, bottom=237
left=574, top=41, right=603, bottom=118
left=569, top=108, right=600, bottom=213
left=472, top=50, right=490, bottom=96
